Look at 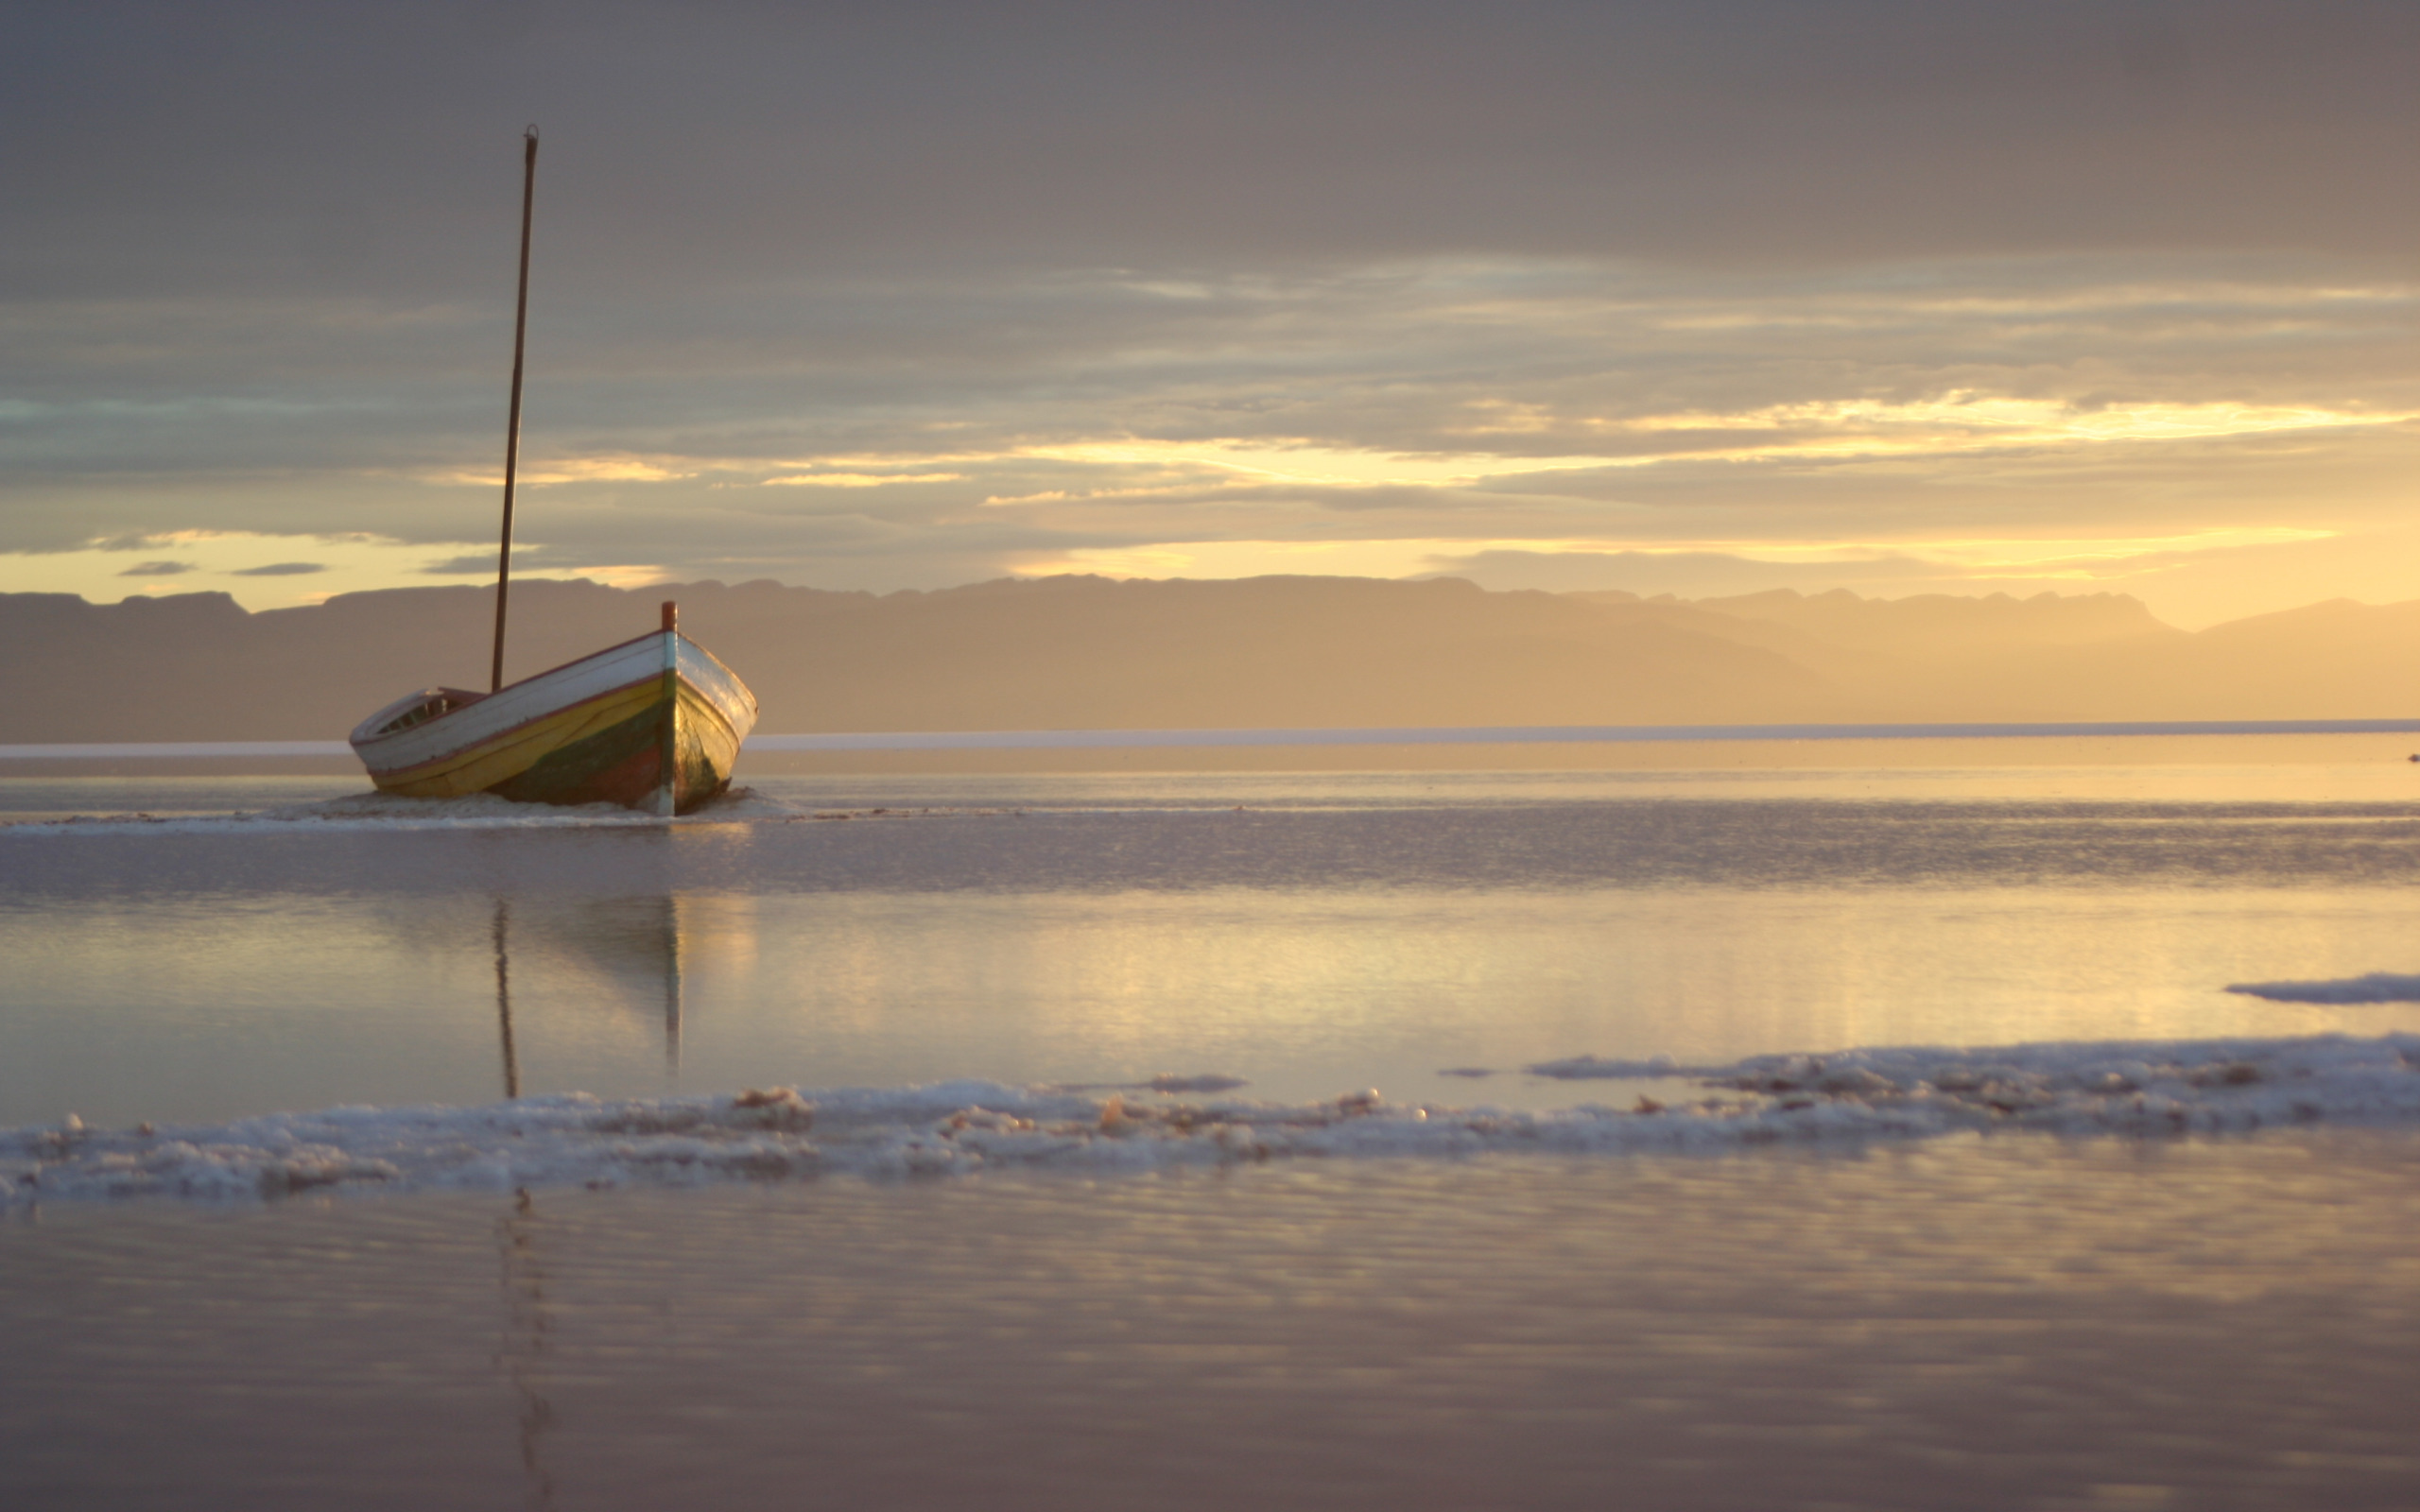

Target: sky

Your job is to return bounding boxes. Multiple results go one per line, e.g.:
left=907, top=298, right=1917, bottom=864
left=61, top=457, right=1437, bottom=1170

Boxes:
left=3, top=0, right=2414, bottom=629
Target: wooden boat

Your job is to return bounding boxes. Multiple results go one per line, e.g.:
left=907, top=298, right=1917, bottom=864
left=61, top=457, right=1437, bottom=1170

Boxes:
left=351, top=603, right=756, bottom=815
left=350, top=130, right=759, bottom=815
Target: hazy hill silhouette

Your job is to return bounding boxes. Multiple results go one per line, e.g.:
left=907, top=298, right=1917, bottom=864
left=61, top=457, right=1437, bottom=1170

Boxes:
left=1, top=575, right=2412, bottom=742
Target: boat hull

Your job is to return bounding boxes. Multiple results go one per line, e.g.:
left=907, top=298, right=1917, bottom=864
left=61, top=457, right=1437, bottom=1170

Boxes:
left=350, top=631, right=757, bottom=815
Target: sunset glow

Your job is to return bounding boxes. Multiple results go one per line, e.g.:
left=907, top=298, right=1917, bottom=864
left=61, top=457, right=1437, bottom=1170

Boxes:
left=11, top=11, right=2420, bottom=1503
left=2, top=4, right=2412, bottom=629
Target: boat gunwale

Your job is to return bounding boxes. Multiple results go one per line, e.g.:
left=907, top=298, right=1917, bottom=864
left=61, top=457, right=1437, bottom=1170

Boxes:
left=358, top=670, right=673, bottom=782
left=371, top=625, right=667, bottom=738
left=351, top=626, right=755, bottom=760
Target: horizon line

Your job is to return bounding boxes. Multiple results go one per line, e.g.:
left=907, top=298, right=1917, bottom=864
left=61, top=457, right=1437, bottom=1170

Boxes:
left=8, top=718, right=2419, bottom=761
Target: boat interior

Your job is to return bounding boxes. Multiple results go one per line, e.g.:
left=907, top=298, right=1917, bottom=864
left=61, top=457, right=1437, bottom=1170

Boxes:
left=372, top=687, right=491, bottom=736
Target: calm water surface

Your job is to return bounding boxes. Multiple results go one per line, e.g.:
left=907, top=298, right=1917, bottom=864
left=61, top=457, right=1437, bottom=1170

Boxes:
left=8, top=1140, right=2419, bottom=1510
left=3, top=765, right=2417, bottom=1125
left=4, top=760, right=2418, bottom=1509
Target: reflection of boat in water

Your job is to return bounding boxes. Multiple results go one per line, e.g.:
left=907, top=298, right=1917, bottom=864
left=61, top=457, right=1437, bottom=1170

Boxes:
left=496, top=1192, right=559, bottom=1512
left=490, top=892, right=688, bottom=1099
left=348, top=127, right=756, bottom=816
left=351, top=605, right=757, bottom=816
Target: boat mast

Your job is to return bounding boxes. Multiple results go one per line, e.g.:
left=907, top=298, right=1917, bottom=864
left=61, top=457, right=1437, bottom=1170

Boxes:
left=490, top=126, right=540, bottom=694
left=657, top=600, right=680, bottom=817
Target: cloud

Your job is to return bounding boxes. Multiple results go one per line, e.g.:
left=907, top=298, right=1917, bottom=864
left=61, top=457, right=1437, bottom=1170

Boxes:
left=8, top=2, right=2417, bottom=301
left=115, top=559, right=197, bottom=576
left=4, top=4, right=2416, bottom=626
left=0, top=530, right=509, bottom=611
left=761, top=472, right=967, bottom=489
left=421, top=554, right=499, bottom=576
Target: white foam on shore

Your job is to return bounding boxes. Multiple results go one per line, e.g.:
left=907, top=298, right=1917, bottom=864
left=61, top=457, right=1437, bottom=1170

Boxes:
left=8, top=1033, right=2416, bottom=1207
left=2226, top=972, right=2420, bottom=1005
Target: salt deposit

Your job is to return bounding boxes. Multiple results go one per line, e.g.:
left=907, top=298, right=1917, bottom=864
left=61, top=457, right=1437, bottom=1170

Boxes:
left=2226, top=971, right=2420, bottom=1004
left=0, top=786, right=1054, bottom=834
left=7, top=1031, right=2414, bottom=1207
left=0, top=787, right=822, bottom=833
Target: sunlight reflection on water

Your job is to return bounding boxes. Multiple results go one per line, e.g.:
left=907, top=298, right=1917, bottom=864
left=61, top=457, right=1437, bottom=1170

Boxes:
left=3, top=767, right=2417, bottom=1127
left=7, top=762, right=2420, bottom=1509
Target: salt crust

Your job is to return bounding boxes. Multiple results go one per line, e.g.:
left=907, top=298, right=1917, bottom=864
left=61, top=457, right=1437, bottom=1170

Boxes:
left=0, top=788, right=1065, bottom=834
left=2226, top=972, right=2420, bottom=1005
left=6, top=1033, right=2415, bottom=1207
left=0, top=788, right=818, bottom=833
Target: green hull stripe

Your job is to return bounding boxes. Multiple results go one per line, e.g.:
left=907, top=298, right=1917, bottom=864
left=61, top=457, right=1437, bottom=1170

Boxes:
left=488, top=702, right=665, bottom=807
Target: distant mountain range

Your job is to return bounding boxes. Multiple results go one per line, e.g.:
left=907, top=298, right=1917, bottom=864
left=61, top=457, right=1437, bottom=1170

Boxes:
left=4, top=575, right=2415, bottom=742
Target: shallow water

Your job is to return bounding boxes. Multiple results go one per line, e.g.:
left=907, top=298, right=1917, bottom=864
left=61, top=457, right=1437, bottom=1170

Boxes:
left=8, top=1138, right=2419, bottom=1511
left=4, top=769, right=2419, bottom=1129
left=8, top=760, right=2420, bottom=1506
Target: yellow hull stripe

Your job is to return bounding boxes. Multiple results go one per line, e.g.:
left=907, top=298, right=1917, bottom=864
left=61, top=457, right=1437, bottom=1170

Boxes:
left=372, top=679, right=665, bottom=799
